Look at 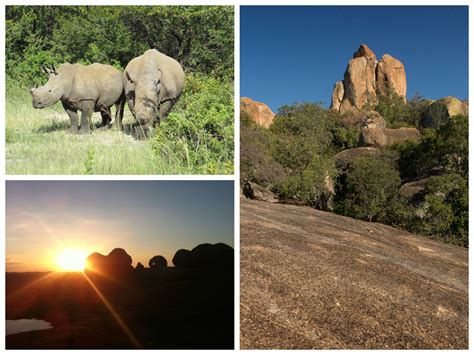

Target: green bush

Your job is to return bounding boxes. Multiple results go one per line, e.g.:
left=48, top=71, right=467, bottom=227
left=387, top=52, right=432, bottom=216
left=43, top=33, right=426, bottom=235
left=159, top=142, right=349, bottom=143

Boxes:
left=152, top=73, right=234, bottom=174
left=335, top=157, right=401, bottom=222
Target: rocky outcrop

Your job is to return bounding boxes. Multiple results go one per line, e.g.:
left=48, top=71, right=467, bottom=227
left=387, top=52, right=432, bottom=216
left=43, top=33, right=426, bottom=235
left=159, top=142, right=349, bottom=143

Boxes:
left=172, top=243, right=234, bottom=268
left=359, top=127, right=421, bottom=147
left=149, top=255, right=168, bottom=268
left=421, top=96, right=469, bottom=129
left=242, top=180, right=277, bottom=203
left=330, top=44, right=407, bottom=113
left=241, top=97, right=275, bottom=128
left=85, top=248, right=134, bottom=277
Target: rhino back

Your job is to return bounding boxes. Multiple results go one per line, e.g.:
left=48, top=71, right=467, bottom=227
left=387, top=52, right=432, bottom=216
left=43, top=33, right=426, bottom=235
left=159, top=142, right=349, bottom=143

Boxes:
left=125, top=49, right=185, bottom=100
left=66, top=63, right=123, bottom=106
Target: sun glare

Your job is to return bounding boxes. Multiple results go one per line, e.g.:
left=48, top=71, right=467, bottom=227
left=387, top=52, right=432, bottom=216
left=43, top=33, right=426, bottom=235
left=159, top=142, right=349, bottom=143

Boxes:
left=55, top=248, right=88, bottom=272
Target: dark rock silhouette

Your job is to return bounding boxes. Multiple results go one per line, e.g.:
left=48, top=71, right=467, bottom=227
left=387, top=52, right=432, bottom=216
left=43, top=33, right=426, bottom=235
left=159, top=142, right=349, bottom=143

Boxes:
left=172, top=249, right=192, bottom=267
left=148, top=255, right=167, bottom=268
left=172, top=243, right=234, bottom=268
left=135, top=262, right=145, bottom=270
left=85, top=248, right=133, bottom=277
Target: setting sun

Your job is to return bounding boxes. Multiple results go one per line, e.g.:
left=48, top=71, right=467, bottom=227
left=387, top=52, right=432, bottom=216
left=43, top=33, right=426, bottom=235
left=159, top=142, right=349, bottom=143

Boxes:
left=55, top=248, right=88, bottom=272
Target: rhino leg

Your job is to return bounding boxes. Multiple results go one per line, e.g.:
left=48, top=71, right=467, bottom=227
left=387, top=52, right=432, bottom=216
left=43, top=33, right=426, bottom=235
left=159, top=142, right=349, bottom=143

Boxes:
left=155, top=99, right=175, bottom=126
left=79, top=103, right=94, bottom=135
left=62, top=101, right=79, bottom=134
left=100, top=107, right=112, bottom=128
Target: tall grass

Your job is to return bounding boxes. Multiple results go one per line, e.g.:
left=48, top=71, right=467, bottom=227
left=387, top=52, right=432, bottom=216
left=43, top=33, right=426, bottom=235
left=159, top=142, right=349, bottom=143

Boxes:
left=5, top=74, right=234, bottom=175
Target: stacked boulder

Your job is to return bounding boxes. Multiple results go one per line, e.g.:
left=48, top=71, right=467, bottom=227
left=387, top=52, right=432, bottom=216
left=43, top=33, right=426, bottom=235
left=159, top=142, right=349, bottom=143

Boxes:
left=330, top=44, right=406, bottom=113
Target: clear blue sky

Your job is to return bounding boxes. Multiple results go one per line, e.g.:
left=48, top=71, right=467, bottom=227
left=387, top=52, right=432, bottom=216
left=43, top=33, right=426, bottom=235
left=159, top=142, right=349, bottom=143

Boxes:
left=6, top=181, right=234, bottom=271
left=241, top=6, right=468, bottom=112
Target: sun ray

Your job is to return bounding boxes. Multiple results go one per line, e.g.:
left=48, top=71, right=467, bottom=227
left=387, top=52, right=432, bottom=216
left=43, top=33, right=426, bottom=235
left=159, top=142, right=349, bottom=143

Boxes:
left=82, top=272, right=141, bottom=349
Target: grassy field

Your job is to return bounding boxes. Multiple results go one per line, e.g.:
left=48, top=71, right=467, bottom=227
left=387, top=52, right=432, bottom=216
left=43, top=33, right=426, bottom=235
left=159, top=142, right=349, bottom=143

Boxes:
left=6, top=77, right=234, bottom=175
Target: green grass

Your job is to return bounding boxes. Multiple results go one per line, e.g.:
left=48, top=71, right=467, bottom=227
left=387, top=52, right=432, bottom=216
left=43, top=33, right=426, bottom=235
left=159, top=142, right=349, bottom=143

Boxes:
left=6, top=75, right=234, bottom=175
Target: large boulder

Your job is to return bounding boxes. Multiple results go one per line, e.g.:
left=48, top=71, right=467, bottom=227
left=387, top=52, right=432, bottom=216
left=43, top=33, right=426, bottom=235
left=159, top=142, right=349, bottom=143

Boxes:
left=242, top=180, right=277, bottom=203
left=375, top=54, right=407, bottom=100
left=172, top=243, right=234, bottom=268
left=341, top=110, right=386, bottom=129
left=240, top=97, right=275, bottom=128
left=421, top=96, right=469, bottom=129
left=359, top=127, right=421, bottom=147
left=399, top=177, right=431, bottom=200
left=334, top=147, right=382, bottom=165
left=330, top=44, right=407, bottom=114
left=148, top=255, right=168, bottom=268
left=172, top=249, right=192, bottom=267
left=85, top=248, right=134, bottom=277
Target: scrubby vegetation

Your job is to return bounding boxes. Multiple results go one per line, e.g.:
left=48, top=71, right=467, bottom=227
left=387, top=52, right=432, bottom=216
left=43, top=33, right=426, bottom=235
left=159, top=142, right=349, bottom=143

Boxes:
left=6, top=6, right=234, bottom=174
left=241, top=96, right=468, bottom=247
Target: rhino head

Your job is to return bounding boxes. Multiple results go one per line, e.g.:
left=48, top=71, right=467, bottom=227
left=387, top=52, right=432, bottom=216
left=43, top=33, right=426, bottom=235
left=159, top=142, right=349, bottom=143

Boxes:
left=30, top=65, right=65, bottom=109
left=125, top=68, right=162, bottom=126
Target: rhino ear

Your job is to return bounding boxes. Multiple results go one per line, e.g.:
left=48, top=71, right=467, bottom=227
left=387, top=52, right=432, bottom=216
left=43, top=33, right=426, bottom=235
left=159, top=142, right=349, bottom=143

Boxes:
left=125, top=71, right=134, bottom=84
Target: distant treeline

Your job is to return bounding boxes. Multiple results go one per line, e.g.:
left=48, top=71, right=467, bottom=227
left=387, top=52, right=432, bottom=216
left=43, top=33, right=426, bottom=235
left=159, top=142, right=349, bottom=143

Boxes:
left=6, top=5, right=234, bottom=85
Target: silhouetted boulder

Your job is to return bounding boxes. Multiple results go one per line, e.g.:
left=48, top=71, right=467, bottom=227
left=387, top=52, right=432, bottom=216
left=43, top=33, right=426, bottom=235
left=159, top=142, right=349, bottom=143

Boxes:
left=172, top=249, right=192, bottom=267
left=135, top=262, right=145, bottom=270
left=85, top=248, right=134, bottom=277
left=149, top=255, right=167, bottom=268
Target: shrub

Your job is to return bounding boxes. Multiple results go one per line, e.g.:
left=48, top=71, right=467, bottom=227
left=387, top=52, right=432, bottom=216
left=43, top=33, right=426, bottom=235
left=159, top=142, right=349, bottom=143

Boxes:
left=152, top=73, right=234, bottom=174
left=335, top=157, right=401, bottom=222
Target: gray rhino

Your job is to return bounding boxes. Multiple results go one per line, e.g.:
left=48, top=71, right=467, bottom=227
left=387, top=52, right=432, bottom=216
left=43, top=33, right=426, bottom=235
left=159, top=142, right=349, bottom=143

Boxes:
left=123, top=49, right=185, bottom=139
left=30, top=63, right=125, bottom=134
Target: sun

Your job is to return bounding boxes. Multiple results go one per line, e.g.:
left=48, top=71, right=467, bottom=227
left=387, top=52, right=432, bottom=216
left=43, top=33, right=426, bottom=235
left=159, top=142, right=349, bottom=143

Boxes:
left=55, top=248, right=88, bottom=272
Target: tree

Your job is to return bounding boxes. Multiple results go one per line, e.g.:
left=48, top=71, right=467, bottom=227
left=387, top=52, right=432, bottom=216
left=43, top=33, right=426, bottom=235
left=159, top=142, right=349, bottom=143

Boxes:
left=336, top=157, right=401, bottom=222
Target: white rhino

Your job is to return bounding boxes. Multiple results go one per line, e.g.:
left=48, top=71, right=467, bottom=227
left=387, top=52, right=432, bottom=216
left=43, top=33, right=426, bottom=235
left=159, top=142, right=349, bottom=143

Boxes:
left=123, top=49, right=185, bottom=139
left=30, top=63, right=125, bottom=134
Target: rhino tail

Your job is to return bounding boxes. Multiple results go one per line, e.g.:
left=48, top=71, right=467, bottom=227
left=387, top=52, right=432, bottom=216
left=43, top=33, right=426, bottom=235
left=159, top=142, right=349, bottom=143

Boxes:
left=115, top=92, right=126, bottom=131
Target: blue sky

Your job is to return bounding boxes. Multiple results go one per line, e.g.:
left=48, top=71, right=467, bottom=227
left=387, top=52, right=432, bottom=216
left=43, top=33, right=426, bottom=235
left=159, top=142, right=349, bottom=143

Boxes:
left=241, top=6, right=468, bottom=112
left=6, top=181, right=234, bottom=271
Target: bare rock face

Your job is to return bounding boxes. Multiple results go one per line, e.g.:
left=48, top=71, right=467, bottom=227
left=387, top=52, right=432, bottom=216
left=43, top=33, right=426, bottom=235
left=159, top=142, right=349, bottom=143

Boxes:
left=376, top=54, right=407, bottom=100
left=421, top=96, right=469, bottom=129
left=241, top=97, right=275, bottom=128
left=359, top=127, right=421, bottom=147
left=330, top=44, right=407, bottom=113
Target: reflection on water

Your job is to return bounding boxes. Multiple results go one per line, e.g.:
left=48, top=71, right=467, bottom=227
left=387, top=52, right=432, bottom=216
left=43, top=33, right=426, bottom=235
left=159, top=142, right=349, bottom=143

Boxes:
left=6, top=319, right=53, bottom=335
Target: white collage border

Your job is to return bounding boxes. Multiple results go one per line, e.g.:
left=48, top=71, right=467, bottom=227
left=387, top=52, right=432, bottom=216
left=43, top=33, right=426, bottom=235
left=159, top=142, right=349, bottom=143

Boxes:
left=0, top=1, right=472, bottom=353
